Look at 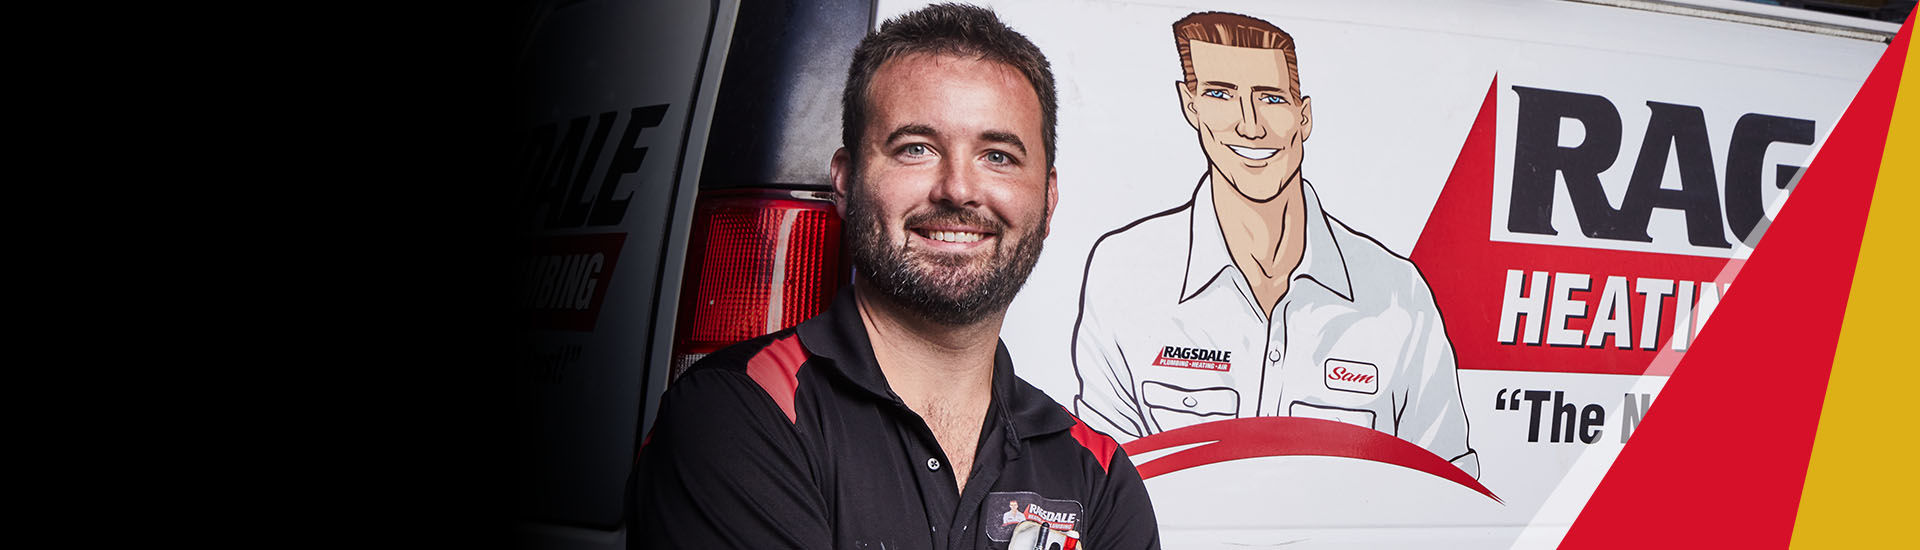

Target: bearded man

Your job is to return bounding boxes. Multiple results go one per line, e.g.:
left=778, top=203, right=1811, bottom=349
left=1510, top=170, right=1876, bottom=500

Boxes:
left=631, top=4, right=1159, bottom=549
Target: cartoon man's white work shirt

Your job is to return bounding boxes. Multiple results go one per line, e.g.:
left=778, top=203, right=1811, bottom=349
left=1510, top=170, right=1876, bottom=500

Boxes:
left=1072, top=175, right=1478, bottom=477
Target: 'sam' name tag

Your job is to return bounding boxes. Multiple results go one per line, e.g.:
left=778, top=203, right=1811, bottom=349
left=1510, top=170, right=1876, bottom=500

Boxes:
left=1324, top=358, right=1379, bottom=394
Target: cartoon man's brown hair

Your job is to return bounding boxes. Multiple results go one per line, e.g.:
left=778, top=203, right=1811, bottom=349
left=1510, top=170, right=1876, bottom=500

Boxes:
left=1173, top=12, right=1299, bottom=101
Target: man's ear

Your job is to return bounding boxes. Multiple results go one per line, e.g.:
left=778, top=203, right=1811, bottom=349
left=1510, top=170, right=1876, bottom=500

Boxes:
left=1175, top=81, right=1199, bottom=130
left=830, top=147, right=852, bottom=217
left=1299, top=96, right=1313, bottom=143
left=1043, top=166, right=1059, bottom=238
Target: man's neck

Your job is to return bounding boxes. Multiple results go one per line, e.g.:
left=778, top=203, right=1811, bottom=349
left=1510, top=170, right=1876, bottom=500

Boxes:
left=1212, top=169, right=1309, bottom=316
left=853, top=281, right=1002, bottom=394
left=852, top=280, right=999, bottom=490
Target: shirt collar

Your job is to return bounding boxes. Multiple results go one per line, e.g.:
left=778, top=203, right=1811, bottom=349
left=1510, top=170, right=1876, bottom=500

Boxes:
left=795, top=287, right=1076, bottom=442
left=795, top=288, right=896, bottom=401
left=1180, top=174, right=1355, bottom=303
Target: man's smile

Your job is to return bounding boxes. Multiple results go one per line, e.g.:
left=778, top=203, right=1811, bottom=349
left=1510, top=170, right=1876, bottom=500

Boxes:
left=917, top=228, right=990, bottom=243
left=1228, top=144, right=1279, bottom=160
left=910, top=224, right=997, bottom=248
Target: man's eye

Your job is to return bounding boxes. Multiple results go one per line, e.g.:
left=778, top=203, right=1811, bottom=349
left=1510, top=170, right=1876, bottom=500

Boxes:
left=1259, top=94, right=1287, bottom=105
left=985, top=151, right=1011, bottom=164
left=1203, top=89, right=1230, bottom=100
left=902, top=144, right=931, bottom=156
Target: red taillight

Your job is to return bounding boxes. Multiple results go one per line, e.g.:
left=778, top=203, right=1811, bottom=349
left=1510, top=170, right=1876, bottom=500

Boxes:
left=671, top=189, right=845, bottom=380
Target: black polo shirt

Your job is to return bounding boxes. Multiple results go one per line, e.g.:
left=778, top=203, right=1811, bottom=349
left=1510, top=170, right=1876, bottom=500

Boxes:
left=632, top=289, right=1160, bottom=549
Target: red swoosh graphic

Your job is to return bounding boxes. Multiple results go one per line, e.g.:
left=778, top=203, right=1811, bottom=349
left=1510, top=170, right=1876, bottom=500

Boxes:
left=1120, top=417, right=1500, bottom=502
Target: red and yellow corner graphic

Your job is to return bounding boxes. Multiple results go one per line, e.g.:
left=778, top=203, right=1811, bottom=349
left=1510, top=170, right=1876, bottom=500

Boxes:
left=1792, top=11, right=1920, bottom=547
left=1560, top=13, right=1918, bottom=549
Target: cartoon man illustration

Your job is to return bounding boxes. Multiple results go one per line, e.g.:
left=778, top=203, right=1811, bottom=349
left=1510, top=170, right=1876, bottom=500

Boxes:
left=1002, top=500, right=1027, bottom=526
left=1071, top=11, right=1478, bottom=477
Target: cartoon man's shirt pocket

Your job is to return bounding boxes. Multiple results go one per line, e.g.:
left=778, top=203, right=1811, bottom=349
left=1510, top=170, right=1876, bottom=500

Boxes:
left=1288, top=401, right=1376, bottom=430
left=1141, top=381, right=1238, bottom=432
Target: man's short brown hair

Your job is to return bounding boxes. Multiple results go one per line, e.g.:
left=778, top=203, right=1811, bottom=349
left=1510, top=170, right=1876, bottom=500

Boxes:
left=841, top=3, right=1059, bottom=169
left=1173, top=12, right=1299, bottom=101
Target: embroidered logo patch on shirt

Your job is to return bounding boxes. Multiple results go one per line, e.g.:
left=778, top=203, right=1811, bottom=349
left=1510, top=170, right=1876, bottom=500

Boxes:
left=1152, top=345, right=1232, bottom=372
left=982, top=491, right=1084, bottom=542
left=1324, top=358, right=1379, bottom=394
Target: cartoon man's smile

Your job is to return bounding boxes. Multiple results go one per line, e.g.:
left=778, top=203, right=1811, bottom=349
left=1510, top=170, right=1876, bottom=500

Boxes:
left=1226, top=144, right=1279, bottom=161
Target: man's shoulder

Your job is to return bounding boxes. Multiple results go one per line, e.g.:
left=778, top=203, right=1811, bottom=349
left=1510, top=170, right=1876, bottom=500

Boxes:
left=661, top=329, right=812, bottom=417
left=678, top=329, right=800, bottom=378
left=1081, top=202, right=1193, bottom=294
left=1007, top=375, right=1124, bottom=469
left=1087, top=202, right=1192, bottom=262
left=1320, top=212, right=1440, bottom=305
left=642, top=328, right=820, bottom=470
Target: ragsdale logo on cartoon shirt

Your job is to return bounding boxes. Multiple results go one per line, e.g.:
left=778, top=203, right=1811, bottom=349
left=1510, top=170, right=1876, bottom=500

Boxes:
left=1152, top=345, right=1233, bottom=371
left=982, top=491, right=1084, bottom=542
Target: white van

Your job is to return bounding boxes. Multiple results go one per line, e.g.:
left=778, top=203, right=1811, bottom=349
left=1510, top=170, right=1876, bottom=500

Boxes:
left=505, top=1, right=1900, bottom=548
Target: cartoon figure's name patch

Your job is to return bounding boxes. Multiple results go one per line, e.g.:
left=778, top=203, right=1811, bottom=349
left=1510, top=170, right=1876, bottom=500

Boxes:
left=1324, top=359, right=1379, bottom=394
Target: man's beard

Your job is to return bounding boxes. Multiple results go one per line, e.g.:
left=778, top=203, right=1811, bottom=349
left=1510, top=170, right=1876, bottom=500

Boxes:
left=842, top=182, right=1046, bottom=326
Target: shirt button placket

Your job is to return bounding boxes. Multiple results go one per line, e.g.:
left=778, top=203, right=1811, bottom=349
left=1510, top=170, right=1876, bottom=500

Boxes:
left=1265, top=347, right=1283, bottom=415
left=1268, top=300, right=1288, bottom=416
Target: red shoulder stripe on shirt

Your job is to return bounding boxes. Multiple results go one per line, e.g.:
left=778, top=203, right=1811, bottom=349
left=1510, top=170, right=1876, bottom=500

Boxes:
left=745, top=334, right=808, bottom=423
left=636, top=430, right=652, bottom=463
left=1063, top=406, right=1119, bottom=473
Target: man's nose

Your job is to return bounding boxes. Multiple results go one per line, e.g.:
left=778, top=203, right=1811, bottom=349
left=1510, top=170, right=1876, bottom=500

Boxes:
left=929, top=157, right=982, bottom=207
left=1235, top=98, right=1266, bottom=140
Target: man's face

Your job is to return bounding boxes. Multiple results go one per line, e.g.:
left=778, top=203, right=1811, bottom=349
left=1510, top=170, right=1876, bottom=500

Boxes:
left=832, top=53, right=1058, bottom=326
left=1180, top=40, right=1312, bottom=202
